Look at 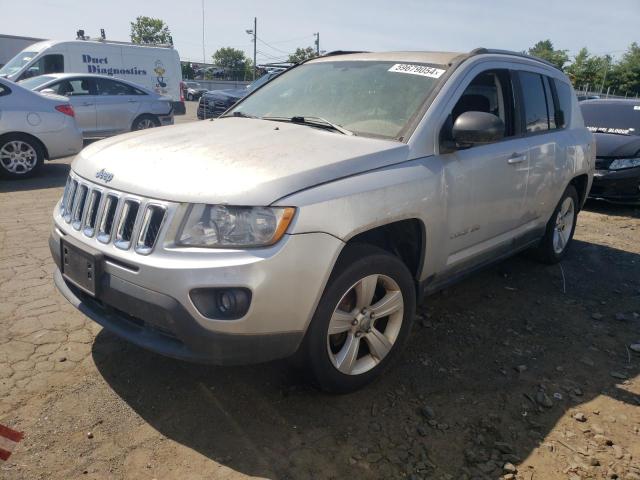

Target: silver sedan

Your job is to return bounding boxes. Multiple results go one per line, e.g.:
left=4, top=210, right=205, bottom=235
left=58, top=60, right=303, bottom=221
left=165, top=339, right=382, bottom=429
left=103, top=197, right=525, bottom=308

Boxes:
left=19, top=74, right=174, bottom=139
left=0, top=77, right=82, bottom=178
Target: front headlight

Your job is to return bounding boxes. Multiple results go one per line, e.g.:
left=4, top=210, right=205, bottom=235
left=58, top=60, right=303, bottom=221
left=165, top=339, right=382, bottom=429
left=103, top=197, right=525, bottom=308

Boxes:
left=609, top=158, right=640, bottom=170
left=177, top=204, right=295, bottom=248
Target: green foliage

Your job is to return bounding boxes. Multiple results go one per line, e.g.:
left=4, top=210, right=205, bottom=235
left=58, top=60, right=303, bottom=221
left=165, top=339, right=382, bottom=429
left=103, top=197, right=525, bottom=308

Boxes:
left=130, top=16, right=172, bottom=45
left=181, top=62, right=195, bottom=80
left=609, top=42, right=640, bottom=95
left=528, top=40, right=569, bottom=70
left=565, top=48, right=611, bottom=90
left=288, top=47, right=318, bottom=64
left=211, top=47, right=253, bottom=80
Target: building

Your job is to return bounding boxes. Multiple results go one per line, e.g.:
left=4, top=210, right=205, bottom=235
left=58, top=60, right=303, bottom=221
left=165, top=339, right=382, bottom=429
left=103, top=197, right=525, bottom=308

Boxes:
left=0, top=34, right=44, bottom=68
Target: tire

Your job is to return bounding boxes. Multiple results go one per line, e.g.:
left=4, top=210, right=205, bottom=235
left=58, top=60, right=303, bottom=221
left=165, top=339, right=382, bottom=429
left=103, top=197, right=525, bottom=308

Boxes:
left=132, top=115, right=160, bottom=131
left=187, top=93, right=193, bottom=101
left=532, top=185, right=579, bottom=264
left=0, top=133, right=44, bottom=179
left=300, top=244, right=416, bottom=393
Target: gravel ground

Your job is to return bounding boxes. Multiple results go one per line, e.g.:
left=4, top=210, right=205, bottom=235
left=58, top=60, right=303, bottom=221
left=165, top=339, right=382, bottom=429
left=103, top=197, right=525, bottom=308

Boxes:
left=1, top=110, right=639, bottom=479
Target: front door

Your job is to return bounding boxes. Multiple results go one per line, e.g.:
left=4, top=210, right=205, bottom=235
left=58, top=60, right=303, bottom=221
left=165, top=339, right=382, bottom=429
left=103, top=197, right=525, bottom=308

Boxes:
left=438, top=68, right=531, bottom=271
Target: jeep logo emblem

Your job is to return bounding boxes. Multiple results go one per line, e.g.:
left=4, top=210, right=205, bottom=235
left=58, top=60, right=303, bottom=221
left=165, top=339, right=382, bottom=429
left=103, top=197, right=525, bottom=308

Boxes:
left=95, top=168, right=114, bottom=183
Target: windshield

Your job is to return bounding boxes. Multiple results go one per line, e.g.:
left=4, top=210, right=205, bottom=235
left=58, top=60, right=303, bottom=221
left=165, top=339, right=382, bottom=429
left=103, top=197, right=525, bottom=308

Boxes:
left=187, top=82, right=201, bottom=88
left=581, top=102, right=640, bottom=136
left=246, top=72, right=278, bottom=91
left=17, top=75, right=56, bottom=90
left=230, top=61, right=446, bottom=139
left=0, top=51, right=37, bottom=76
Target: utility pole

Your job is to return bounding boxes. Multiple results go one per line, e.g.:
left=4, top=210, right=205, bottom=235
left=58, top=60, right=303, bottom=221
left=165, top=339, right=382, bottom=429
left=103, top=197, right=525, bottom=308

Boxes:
left=314, top=32, right=320, bottom=56
left=246, top=18, right=257, bottom=80
left=201, top=0, right=206, bottom=64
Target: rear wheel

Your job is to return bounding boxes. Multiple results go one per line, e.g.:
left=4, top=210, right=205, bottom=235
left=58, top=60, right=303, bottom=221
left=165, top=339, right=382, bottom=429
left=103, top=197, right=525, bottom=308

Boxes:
left=187, top=92, right=194, bottom=101
left=300, top=245, right=415, bottom=393
left=532, top=185, right=579, bottom=264
left=132, top=115, right=160, bottom=131
left=0, top=134, right=44, bottom=179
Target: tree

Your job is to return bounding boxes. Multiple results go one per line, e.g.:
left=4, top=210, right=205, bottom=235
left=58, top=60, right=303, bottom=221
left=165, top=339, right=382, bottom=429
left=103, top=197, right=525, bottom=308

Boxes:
left=212, top=47, right=253, bottom=72
left=528, top=40, right=569, bottom=70
left=130, top=16, right=172, bottom=45
left=288, top=47, right=318, bottom=64
left=181, top=62, right=195, bottom=80
left=565, top=48, right=610, bottom=91
left=610, top=42, right=640, bottom=95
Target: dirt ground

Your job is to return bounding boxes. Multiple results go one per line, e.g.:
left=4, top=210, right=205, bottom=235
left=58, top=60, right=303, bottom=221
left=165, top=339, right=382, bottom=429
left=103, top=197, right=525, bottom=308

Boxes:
left=1, top=128, right=639, bottom=479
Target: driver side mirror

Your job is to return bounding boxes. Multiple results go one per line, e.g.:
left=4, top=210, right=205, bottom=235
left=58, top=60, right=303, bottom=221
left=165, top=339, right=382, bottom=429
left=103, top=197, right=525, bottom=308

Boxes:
left=451, top=111, right=505, bottom=149
left=40, top=88, right=57, bottom=96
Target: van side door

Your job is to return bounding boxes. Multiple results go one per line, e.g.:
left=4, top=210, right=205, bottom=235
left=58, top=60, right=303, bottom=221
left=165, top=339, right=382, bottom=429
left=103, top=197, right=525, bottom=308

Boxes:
left=93, top=78, right=142, bottom=135
left=436, top=66, right=532, bottom=274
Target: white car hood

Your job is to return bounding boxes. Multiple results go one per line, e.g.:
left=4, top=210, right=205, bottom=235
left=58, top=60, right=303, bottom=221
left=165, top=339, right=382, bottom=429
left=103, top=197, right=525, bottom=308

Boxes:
left=72, top=117, right=409, bottom=205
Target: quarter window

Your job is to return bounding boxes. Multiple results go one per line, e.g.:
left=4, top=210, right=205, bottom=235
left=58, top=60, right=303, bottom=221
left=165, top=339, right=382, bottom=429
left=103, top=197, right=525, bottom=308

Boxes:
left=554, top=79, right=572, bottom=128
left=518, top=71, right=550, bottom=133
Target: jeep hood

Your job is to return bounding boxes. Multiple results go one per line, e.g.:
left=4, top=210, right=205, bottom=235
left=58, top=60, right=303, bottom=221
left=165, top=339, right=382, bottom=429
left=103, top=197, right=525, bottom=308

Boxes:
left=72, top=117, right=409, bottom=205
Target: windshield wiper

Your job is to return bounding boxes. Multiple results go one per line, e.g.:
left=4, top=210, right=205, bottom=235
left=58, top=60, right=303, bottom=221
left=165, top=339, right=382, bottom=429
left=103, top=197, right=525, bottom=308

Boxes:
left=263, top=116, right=355, bottom=135
left=223, top=111, right=262, bottom=119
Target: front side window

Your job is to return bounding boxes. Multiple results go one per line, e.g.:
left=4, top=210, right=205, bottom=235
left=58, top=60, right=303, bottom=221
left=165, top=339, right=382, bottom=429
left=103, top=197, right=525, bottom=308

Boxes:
left=49, top=78, right=95, bottom=96
left=450, top=69, right=516, bottom=139
left=16, top=54, right=64, bottom=81
left=519, top=71, right=550, bottom=133
left=229, top=61, right=447, bottom=139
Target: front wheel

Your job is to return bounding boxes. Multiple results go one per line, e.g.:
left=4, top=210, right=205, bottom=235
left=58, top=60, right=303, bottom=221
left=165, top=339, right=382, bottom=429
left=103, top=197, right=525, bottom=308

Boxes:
left=0, top=134, right=44, bottom=179
left=532, top=185, right=579, bottom=264
left=300, top=245, right=416, bottom=393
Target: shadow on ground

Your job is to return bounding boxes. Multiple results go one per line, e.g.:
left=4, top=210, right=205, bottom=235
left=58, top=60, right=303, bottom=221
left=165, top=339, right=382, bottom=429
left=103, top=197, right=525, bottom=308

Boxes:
left=0, top=161, right=69, bottom=193
left=92, top=239, right=640, bottom=479
left=584, top=198, right=640, bottom=219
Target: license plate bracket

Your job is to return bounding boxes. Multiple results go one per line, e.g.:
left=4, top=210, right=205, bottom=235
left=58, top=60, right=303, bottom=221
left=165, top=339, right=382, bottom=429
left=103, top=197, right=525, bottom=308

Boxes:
left=60, top=240, right=101, bottom=296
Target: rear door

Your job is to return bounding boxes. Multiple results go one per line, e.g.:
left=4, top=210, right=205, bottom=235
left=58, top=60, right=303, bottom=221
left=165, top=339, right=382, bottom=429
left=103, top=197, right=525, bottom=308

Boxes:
left=94, top=78, right=142, bottom=135
left=45, top=77, right=98, bottom=136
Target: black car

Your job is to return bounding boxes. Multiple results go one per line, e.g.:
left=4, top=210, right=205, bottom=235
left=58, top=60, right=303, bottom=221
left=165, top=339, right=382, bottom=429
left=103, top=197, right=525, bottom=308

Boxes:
left=197, top=71, right=281, bottom=119
left=183, top=81, right=208, bottom=101
left=581, top=99, right=640, bottom=203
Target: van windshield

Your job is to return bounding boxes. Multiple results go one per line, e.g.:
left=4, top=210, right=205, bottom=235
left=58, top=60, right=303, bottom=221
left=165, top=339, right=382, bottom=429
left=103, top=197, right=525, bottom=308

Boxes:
left=0, top=51, right=37, bottom=76
left=228, top=61, right=447, bottom=139
left=17, top=75, right=56, bottom=90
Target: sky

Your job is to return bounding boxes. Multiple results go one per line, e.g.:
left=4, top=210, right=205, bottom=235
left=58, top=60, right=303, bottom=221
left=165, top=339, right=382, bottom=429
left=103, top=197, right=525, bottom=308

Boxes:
left=1, top=0, right=638, bottom=65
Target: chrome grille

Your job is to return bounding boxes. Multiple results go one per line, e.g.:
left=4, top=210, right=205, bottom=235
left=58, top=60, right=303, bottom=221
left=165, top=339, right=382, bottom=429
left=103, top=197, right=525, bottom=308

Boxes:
left=59, top=174, right=169, bottom=255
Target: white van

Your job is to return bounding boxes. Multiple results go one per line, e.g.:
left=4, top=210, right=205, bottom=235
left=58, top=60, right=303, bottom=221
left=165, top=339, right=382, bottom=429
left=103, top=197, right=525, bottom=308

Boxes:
left=0, top=39, right=185, bottom=114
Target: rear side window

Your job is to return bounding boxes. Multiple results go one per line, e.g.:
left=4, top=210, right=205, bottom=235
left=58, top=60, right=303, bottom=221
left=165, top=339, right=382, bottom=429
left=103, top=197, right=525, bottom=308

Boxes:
left=543, top=77, right=556, bottom=129
left=554, top=79, right=573, bottom=128
left=96, top=79, right=141, bottom=96
left=518, top=71, right=550, bottom=133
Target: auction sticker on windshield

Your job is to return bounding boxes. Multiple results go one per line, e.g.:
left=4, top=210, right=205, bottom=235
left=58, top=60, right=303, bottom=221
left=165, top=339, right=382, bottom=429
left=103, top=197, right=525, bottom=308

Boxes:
left=388, top=64, right=445, bottom=78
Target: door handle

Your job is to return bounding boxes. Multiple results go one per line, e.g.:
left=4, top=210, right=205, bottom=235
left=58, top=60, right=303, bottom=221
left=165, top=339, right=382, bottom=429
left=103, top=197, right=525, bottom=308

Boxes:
left=507, top=153, right=526, bottom=165
left=127, top=99, right=137, bottom=103
left=81, top=102, right=93, bottom=106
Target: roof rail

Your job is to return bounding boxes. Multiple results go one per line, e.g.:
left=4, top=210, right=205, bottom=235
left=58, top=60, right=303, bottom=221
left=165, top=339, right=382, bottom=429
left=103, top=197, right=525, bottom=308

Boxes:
left=323, top=50, right=369, bottom=57
left=470, top=48, right=561, bottom=70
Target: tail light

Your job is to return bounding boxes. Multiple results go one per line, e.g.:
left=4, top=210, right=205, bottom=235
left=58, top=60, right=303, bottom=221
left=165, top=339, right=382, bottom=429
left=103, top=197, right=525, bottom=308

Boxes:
left=179, top=81, right=185, bottom=102
left=55, top=105, right=75, bottom=117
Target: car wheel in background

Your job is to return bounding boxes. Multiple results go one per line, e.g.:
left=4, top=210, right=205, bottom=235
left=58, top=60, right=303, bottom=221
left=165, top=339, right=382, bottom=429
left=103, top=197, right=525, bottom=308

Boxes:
left=187, top=93, right=193, bottom=101
left=300, top=244, right=416, bottom=393
left=0, top=134, right=44, bottom=179
left=532, top=185, right=579, bottom=264
left=132, top=115, right=160, bottom=131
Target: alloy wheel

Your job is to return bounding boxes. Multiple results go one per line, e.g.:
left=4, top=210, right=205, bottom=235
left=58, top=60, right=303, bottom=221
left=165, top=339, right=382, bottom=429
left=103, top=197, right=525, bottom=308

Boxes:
left=553, top=196, right=575, bottom=254
left=0, top=140, right=38, bottom=175
left=136, top=118, right=156, bottom=130
left=327, top=274, right=404, bottom=375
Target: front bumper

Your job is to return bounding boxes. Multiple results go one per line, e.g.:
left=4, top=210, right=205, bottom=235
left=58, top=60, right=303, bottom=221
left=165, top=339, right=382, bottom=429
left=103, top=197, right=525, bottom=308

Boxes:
left=589, top=167, right=640, bottom=203
left=49, top=224, right=343, bottom=364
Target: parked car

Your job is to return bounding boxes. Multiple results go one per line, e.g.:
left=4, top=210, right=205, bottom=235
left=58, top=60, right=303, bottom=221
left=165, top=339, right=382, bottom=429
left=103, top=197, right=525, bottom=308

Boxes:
left=577, top=94, right=600, bottom=102
left=581, top=99, right=640, bottom=203
left=19, top=73, right=174, bottom=139
left=0, top=38, right=186, bottom=115
left=50, top=49, right=594, bottom=392
left=197, top=70, right=281, bottom=119
left=0, top=77, right=82, bottom=178
left=183, top=81, right=207, bottom=101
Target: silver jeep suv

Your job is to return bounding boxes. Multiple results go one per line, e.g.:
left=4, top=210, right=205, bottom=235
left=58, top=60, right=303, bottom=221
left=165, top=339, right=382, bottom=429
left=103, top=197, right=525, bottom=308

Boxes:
left=50, top=49, right=594, bottom=392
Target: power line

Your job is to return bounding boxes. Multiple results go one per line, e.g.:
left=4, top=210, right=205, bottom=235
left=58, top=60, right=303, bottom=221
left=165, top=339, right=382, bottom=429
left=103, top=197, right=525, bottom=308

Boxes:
left=257, top=37, right=291, bottom=55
